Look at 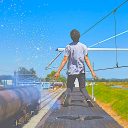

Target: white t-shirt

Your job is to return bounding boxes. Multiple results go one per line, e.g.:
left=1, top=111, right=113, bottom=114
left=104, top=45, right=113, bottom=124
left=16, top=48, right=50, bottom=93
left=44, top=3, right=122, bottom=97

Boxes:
left=64, top=42, right=88, bottom=75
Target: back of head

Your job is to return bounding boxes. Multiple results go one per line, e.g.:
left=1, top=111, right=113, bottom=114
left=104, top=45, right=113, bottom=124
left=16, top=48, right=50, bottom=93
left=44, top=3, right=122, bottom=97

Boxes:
left=70, top=29, right=80, bottom=42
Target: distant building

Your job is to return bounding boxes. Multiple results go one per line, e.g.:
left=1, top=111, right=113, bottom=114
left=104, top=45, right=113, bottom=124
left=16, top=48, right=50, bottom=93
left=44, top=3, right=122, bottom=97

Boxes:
left=0, top=73, right=42, bottom=88
left=0, top=75, right=14, bottom=87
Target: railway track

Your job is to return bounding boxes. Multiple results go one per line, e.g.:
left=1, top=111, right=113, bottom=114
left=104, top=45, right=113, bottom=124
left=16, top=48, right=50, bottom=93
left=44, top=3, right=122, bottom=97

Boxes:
left=36, top=87, right=122, bottom=128
left=23, top=88, right=66, bottom=128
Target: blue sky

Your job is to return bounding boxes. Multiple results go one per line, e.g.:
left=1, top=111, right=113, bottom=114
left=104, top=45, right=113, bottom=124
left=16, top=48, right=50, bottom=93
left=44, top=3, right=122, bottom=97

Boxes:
left=0, top=0, right=128, bottom=78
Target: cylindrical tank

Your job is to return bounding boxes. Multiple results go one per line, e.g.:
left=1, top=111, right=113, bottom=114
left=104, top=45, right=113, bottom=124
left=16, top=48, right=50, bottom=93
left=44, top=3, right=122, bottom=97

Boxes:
left=14, top=88, right=31, bottom=109
left=26, top=86, right=40, bottom=104
left=0, top=86, right=40, bottom=122
left=0, top=90, right=21, bottom=122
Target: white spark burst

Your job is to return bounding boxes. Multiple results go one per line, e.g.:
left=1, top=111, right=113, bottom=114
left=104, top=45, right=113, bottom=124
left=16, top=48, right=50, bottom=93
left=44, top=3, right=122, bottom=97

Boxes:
left=49, top=46, right=52, bottom=50
left=36, top=47, right=40, bottom=51
left=1, top=24, right=4, bottom=27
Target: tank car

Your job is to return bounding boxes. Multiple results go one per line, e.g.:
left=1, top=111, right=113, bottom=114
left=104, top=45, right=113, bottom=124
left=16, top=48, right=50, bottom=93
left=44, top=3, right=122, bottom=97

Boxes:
left=0, top=86, right=41, bottom=127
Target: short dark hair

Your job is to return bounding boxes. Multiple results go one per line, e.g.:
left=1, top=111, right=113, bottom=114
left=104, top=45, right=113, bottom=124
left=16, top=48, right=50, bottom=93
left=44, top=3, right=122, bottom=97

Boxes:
left=70, top=29, right=80, bottom=42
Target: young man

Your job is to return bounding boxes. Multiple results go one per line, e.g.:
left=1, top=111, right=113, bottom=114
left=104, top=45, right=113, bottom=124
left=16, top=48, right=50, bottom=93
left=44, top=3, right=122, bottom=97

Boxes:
left=54, top=29, right=97, bottom=107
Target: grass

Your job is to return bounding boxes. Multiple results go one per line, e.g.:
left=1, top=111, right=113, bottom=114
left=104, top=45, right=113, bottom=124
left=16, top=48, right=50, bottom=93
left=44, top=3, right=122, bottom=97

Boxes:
left=86, top=82, right=128, bottom=120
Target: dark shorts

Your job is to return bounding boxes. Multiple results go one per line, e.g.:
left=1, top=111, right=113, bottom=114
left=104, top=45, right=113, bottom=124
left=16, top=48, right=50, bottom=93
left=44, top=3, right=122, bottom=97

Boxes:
left=67, top=73, right=85, bottom=89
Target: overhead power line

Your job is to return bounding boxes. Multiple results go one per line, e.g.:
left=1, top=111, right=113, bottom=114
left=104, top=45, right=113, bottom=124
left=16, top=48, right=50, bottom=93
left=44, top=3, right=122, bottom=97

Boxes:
left=45, top=52, right=63, bottom=70
left=45, top=28, right=128, bottom=70
left=89, top=29, right=128, bottom=47
left=46, top=65, right=128, bottom=72
left=86, top=65, right=128, bottom=72
left=45, top=0, right=128, bottom=70
left=81, top=0, right=128, bottom=36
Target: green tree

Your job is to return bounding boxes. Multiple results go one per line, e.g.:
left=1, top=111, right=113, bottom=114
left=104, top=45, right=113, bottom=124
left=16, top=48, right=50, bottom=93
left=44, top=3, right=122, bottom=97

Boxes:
left=29, top=68, right=36, bottom=75
left=45, top=70, right=66, bottom=83
left=17, top=67, right=37, bottom=76
left=58, top=76, right=66, bottom=83
left=18, top=67, right=29, bottom=74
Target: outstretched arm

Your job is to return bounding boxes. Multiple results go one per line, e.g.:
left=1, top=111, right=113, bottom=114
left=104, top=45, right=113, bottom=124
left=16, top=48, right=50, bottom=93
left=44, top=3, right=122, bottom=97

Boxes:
left=54, top=56, right=68, bottom=79
left=84, top=55, right=96, bottom=79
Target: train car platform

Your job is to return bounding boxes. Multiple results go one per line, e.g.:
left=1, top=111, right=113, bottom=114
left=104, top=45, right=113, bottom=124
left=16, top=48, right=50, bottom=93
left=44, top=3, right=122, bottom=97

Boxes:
left=36, top=87, right=122, bottom=128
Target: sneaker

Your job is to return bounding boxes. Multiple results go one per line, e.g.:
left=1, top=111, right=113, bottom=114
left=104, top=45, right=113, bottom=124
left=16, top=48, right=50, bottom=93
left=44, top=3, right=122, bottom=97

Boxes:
left=63, top=95, right=71, bottom=107
left=86, top=99, right=94, bottom=107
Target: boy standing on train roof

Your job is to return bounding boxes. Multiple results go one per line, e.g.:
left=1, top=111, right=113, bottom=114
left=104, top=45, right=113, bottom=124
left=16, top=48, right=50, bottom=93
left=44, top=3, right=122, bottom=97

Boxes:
left=54, top=29, right=97, bottom=107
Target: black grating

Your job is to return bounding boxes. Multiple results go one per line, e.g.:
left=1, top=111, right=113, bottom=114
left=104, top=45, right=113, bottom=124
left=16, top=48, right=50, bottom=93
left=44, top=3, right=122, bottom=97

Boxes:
left=57, top=115, right=104, bottom=121
left=71, top=100, right=83, bottom=103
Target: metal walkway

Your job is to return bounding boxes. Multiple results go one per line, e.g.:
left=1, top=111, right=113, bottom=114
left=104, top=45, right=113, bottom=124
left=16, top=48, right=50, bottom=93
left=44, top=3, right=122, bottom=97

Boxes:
left=36, top=88, right=122, bottom=128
